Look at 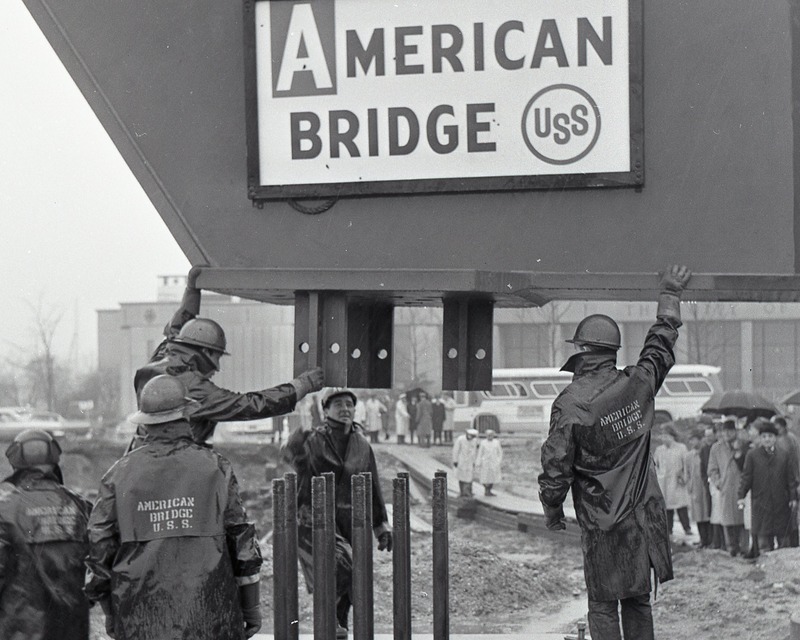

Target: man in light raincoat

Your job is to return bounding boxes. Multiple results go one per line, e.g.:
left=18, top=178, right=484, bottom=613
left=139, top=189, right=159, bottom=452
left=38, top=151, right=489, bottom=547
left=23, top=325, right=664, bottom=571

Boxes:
left=452, top=428, right=479, bottom=497
left=86, top=375, right=263, bottom=640
left=475, top=430, right=503, bottom=496
left=538, top=265, right=691, bottom=640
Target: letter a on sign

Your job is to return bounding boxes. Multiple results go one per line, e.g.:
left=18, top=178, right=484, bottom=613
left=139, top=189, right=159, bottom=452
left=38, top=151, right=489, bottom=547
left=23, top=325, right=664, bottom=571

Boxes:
left=272, top=1, right=336, bottom=97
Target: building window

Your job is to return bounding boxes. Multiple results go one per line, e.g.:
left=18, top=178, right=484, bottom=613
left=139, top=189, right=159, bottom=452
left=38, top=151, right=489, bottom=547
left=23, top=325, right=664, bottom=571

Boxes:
left=753, top=320, right=800, bottom=395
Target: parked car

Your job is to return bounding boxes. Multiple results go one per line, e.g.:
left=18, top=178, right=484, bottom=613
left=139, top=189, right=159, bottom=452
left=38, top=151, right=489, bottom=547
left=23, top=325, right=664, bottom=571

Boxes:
left=0, top=407, right=92, bottom=440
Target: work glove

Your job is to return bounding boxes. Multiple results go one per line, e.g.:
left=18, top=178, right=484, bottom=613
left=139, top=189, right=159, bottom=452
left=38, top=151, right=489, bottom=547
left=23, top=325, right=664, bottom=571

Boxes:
left=658, top=264, right=692, bottom=295
left=291, top=367, right=325, bottom=400
left=377, top=530, right=393, bottom=552
left=656, top=265, right=691, bottom=320
left=187, top=265, right=205, bottom=290
left=99, top=598, right=116, bottom=639
left=542, top=502, right=566, bottom=532
left=239, top=582, right=262, bottom=638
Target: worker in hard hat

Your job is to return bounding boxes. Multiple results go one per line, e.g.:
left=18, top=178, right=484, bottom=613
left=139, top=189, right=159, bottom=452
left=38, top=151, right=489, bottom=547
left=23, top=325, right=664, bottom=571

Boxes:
left=284, top=387, right=392, bottom=639
left=133, top=266, right=324, bottom=445
left=0, top=430, right=92, bottom=640
left=538, top=265, right=692, bottom=640
left=85, top=375, right=263, bottom=640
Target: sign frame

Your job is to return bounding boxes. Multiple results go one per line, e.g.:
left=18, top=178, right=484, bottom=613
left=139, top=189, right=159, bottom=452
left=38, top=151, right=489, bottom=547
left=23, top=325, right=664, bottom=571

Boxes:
left=243, top=0, right=644, bottom=201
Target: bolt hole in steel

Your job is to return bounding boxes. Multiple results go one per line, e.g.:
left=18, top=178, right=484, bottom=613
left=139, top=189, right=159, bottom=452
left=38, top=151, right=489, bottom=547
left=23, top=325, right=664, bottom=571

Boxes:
left=329, top=343, right=340, bottom=354
left=475, top=349, right=487, bottom=360
left=299, top=342, right=310, bottom=353
left=447, top=348, right=458, bottom=359
left=351, top=348, right=361, bottom=359
left=377, top=349, right=388, bottom=360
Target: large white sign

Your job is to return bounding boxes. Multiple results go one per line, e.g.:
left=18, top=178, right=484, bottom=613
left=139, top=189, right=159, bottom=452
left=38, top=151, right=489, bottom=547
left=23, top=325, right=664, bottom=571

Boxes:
left=250, top=0, right=640, bottom=197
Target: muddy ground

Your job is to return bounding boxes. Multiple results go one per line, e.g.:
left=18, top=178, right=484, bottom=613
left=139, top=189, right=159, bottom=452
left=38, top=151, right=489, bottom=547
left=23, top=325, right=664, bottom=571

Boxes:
left=5, top=436, right=796, bottom=638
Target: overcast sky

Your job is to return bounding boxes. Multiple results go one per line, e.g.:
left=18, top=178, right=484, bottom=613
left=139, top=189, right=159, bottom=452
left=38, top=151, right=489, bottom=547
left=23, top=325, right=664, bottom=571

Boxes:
left=0, top=2, right=190, bottom=368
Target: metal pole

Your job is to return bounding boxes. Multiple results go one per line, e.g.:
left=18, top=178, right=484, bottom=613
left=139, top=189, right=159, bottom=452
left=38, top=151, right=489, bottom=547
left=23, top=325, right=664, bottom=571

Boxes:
left=362, top=472, right=374, bottom=640
left=393, top=472, right=412, bottom=640
left=284, top=472, right=299, bottom=640
left=352, top=474, right=369, bottom=640
left=273, top=478, right=288, bottom=640
left=432, top=474, right=450, bottom=640
left=323, top=472, right=337, bottom=638
left=312, top=476, right=328, bottom=640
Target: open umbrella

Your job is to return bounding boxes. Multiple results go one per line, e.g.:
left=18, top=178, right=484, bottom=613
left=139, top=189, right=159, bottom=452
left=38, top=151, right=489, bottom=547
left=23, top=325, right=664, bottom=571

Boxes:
left=701, top=389, right=778, bottom=418
left=779, top=389, right=800, bottom=406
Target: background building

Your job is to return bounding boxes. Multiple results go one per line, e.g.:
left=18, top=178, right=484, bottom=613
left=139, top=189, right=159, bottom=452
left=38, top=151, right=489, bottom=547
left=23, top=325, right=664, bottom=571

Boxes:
left=99, top=277, right=800, bottom=420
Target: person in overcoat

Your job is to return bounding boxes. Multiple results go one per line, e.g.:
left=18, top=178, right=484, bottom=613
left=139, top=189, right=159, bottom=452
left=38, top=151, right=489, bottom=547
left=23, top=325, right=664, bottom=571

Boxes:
left=283, top=388, right=392, bottom=638
left=475, top=430, right=503, bottom=496
left=653, top=424, right=692, bottom=536
left=737, top=421, right=799, bottom=554
left=707, top=420, right=746, bottom=556
left=685, top=429, right=712, bottom=547
left=394, top=395, right=410, bottom=444
left=538, top=265, right=691, bottom=640
left=452, top=428, right=479, bottom=497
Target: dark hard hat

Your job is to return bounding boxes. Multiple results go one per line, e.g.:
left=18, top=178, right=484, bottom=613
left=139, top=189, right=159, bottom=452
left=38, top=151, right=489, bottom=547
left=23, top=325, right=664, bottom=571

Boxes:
left=172, top=318, right=229, bottom=355
left=130, top=375, right=191, bottom=425
left=6, top=429, right=62, bottom=469
left=321, top=387, right=358, bottom=409
left=566, top=314, right=621, bottom=350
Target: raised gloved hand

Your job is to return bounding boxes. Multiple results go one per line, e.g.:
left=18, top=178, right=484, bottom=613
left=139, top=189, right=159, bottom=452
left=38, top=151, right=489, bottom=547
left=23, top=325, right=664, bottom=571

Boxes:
left=291, top=367, right=325, bottom=400
left=657, top=265, right=692, bottom=320
left=542, top=502, right=566, bottom=531
left=99, top=598, right=116, bottom=639
left=240, top=582, right=262, bottom=638
left=658, top=265, right=692, bottom=295
left=187, top=265, right=205, bottom=290
left=377, top=531, right=393, bottom=552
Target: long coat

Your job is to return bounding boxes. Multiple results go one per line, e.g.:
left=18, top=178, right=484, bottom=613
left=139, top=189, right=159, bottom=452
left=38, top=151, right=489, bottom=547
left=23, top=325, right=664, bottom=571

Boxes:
left=686, top=448, right=712, bottom=522
left=85, top=421, right=262, bottom=640
left=538, top=316, right=679, bottom=601
left=133, top=290, right=298, bottom=444
left=707, top=440, right=745, bottom=526
left=0, top=469, right=92, bottom=640
left=394, top=399, right=409, bottom=438
left=654, top=442, right=690, bottom=509
left=452, top=434, right=478, bottom=483
left=738, top=446, right=798, bottom=537
left=283, top=421, right=389, bottom=599
left=475, top=439, right=503, bottom=485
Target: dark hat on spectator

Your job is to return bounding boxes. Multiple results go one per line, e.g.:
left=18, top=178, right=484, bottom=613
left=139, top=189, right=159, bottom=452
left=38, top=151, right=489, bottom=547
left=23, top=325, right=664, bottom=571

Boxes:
left=722, top=420, right=737, bottom=431
left=757, top=421, right=779, bottom=436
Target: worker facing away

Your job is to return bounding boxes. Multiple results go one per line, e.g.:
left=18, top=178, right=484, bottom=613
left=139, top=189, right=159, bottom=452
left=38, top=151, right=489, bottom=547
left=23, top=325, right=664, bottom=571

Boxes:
left=538, top=265, right=692, bottom=640
left=86, top=375, right=263, bottom=640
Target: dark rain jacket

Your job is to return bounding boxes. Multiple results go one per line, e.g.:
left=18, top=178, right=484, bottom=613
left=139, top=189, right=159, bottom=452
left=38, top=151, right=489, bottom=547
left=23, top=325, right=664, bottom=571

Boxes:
left=133, top=288, right=297, bottom=443
left=738, top=445, right=798, bottom=537
left=85, top=420, right=262, bottom=640
left=284, top=420, right=389, bottom=595
left=0, top=468, right=92, bottom=640
left=539, top=316, right=679, bottom=601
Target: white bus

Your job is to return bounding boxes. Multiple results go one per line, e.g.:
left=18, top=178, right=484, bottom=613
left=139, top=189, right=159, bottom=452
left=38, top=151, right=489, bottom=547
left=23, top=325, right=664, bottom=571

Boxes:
left=452, top=364, right=722, bottom=434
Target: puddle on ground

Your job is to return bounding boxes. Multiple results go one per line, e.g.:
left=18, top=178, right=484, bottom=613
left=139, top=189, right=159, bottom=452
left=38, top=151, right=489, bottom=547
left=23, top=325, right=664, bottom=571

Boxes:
left=522, top=595, right=588, bottom=634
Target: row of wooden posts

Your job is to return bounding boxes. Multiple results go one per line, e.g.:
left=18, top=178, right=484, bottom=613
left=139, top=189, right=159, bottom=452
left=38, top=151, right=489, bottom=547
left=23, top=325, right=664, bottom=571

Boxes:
left=272, top=470, right=451, bottom=640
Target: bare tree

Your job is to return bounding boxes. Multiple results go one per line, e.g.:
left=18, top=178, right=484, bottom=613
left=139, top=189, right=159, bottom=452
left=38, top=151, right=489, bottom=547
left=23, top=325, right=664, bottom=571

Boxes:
left=2, top=296, right=66, bottom=411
